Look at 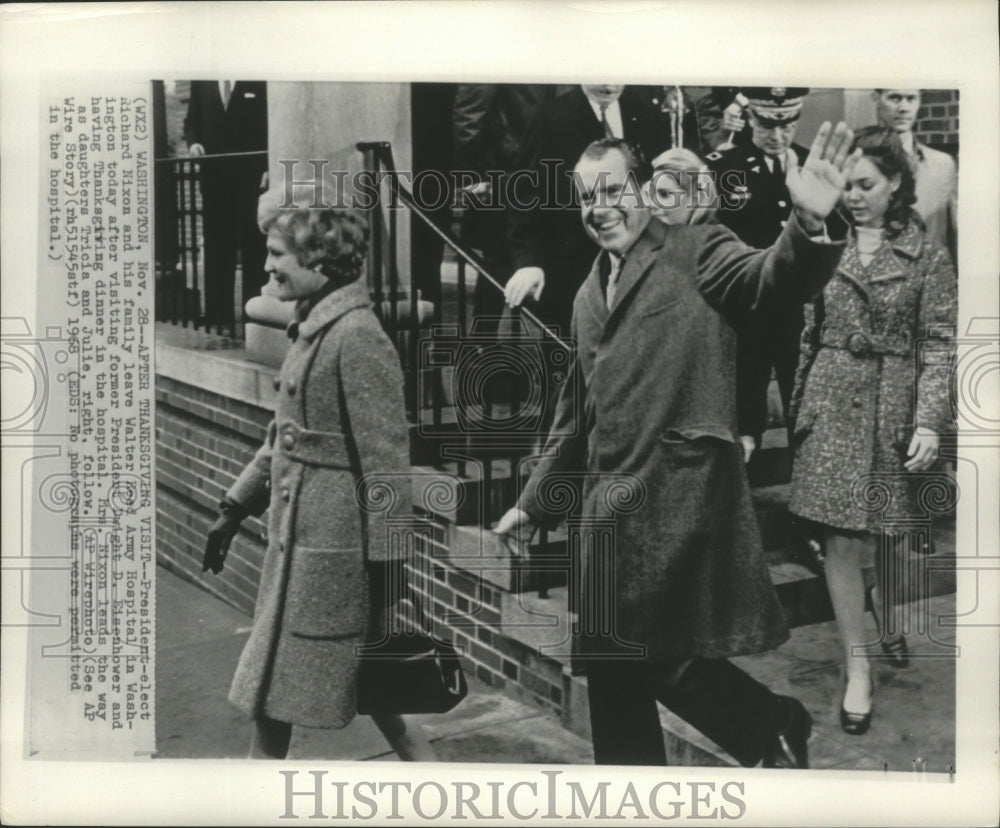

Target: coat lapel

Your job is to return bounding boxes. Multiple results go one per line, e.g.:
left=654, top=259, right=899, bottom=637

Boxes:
left=606, top=219, right=667, bottom=320
left=580, top=256, right=610, bottom=328
left=836, top=236, right=873, bottom=305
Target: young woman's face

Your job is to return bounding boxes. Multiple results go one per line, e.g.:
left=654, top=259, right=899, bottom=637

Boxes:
left=842, top=156, right=900, bottom=229
left=264, top=230, right=327, bottom=301
left=648, top=169, right=694, bottom=226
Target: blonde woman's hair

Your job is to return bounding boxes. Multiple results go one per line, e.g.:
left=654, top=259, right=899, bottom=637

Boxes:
left=649, top=148, right=719, bottom=225
left=258, top=188, right=370, bottom=282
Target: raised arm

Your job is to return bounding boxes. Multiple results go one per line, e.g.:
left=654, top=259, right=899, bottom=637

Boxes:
left=697, top=122, right=859, bottom=326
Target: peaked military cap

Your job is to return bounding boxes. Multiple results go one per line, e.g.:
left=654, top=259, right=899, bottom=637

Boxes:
left=743, top=87, right=809, bottom=124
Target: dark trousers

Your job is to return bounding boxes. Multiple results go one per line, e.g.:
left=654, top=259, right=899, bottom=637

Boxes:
left=200, top=163, right=267, bottom=325
left=586, top=657, right=784, bottom=767
left=736, top=302, right=805, bottom=441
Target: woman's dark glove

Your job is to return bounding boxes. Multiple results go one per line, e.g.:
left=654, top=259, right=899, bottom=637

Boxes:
left=203, top=499, right=247, bottom=574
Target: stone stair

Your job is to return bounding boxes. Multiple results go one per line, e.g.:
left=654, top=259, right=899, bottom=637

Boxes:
left=406, top=427, right=956, bottom=765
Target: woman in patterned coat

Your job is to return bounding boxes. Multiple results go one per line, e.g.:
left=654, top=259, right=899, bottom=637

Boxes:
left=788, top=127, right=956, bottom=735
left=202, top=201, right=435, bottom=761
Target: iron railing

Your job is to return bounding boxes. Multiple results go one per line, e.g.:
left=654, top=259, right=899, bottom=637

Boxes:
left=359, top=140, right=566, bottom=594
left=154, top=150, right=268, bottom=340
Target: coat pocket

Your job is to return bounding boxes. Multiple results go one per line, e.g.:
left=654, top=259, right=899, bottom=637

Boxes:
left=286, top=547, right=367, bottom=639
left=660, top=424, right=736, bottom=444
left=659, top=424, right=736, bottom=467
left=639, top=298, right=683, bottom=318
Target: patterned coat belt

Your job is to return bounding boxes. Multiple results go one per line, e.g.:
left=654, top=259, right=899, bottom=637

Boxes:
left=819, top=327, right=911, bottom=358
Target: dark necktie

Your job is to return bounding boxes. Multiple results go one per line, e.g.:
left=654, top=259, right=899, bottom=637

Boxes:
left=606, top=255, right=624, bottom=309
left=600, top=104, right=615, bottom=139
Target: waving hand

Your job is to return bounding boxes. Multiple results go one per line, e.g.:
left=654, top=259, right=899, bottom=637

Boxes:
left=785, top=121, right=862, bottom=233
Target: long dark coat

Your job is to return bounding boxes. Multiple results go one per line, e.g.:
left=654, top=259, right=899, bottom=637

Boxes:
left=518, top=215, right=847, bottom=662
left=226, top=280, right=409, bottom=728
left=789, top=220, right=956, bottom=532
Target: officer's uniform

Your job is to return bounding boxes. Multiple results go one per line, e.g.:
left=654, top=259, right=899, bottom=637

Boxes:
left=705, top=87, right=810, bottom=442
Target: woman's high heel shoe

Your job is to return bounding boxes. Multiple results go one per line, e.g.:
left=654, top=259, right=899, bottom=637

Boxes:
left=840, top=678, right=874, bottom=736
left=866, top=586, right=909, bottom=669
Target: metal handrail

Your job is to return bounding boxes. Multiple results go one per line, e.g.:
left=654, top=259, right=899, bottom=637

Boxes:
left=357, top=141, right=571, bottom=354
left=154, top=150, right=269, bottom=164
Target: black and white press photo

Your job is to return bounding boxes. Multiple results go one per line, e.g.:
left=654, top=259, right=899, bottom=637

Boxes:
left=2, top=3, right=998, bottom=826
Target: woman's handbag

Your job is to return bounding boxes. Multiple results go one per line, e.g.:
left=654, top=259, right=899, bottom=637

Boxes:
left=356, top=588, right=468, bottom=715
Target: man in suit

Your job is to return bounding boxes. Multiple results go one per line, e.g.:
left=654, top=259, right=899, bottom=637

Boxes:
left=452, top=83, right=562, bottom=333
left=707, top=87, right=810, bottom=457
left=503, top=85, right=669, bottom=337
left=495, top=124, right=859, bottom=767
left=184, top=80, right=269, bottom=326
left=873, top=88, right=957, bottom=263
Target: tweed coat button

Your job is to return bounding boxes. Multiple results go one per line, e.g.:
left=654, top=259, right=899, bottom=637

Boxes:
left=281, top=486, right=291, bottom=502
left=286, top=377, right=298, bottom=395
left=279, top=540, right=286, bottom=553
left=852, top=397, right=862, bottom=408
left=272, top=376, right=281, bottom=391
left=282, top=433, right=295, bottom=450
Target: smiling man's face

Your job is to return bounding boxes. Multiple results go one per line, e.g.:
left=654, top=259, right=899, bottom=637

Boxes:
left=575, top=147, right=651, bottom=256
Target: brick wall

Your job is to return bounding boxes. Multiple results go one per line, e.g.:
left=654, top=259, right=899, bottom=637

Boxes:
left=914, top=89, right=959, bottom=150
left=155, top=369, right=570, bottom=721
left=406, top=514, right=566, bottom=717
left=156, top=374, right=270, bottom=614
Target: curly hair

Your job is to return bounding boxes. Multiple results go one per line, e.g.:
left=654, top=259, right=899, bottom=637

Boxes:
left=258, top=196, right=370, bottom=283
left=848, top=125, right=918, bottom=238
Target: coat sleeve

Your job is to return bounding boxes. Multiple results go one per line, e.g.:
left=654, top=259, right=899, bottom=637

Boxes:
left=516, top=313, right=589, bottom=529
left=914, top=243, right=957, bottom=433
left=339, top=319, right=411, bottom=563
left=452, top=84, right=497, bottom=175
left=227, top=419, right=275, bottom=517
left=696, top=212, right=848, bottom=329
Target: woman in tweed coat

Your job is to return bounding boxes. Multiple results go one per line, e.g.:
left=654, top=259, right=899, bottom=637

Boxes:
left=788, top=127, right=956, bottom=735
left=202, top=201, right=435, bottom=760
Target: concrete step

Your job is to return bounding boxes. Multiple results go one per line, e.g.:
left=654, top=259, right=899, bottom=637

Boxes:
left=482, top=522, right=956, bottom=766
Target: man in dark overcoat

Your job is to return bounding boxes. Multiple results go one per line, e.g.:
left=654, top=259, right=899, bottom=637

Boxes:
left=706, top=88, right=810, bottom=454
left=496, top=124, right=860, bottom=767
left=184, top=80, right=269, bottom=325
left=451, top=83, right=562, bottom=333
